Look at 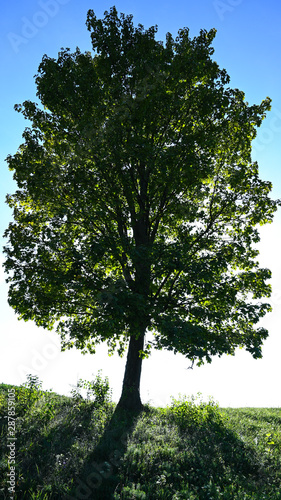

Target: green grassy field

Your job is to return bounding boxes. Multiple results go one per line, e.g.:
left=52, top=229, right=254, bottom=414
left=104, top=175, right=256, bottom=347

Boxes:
left=0, top=376, right=280, bottom=499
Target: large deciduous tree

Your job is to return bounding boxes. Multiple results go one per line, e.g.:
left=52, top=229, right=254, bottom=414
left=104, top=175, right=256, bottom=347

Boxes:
left=4, top=7, right=279, bottom=411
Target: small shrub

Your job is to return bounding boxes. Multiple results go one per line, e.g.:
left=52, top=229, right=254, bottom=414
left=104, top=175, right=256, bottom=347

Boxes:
left=70, top=370, right=112, bottom=408
left=22, top=374, right=43, bottom=392
left=114, top=482, right=147, bottom=499
left=168, top=393, right=224, bottom=431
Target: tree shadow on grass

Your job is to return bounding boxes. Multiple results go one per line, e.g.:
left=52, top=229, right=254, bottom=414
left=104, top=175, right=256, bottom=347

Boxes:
left=6, top=400, right=99, bottom=499
left=64, top=405, right=144, bottom=500
left=2, top=395, right=277, bottom=499
left=105, top=406, right=276, bottom=499
left=3, top=398, right=139, bottom=500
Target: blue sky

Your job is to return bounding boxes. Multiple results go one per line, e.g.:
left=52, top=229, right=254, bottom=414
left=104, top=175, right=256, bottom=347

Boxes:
left=1, top=0, right=280, bottom=407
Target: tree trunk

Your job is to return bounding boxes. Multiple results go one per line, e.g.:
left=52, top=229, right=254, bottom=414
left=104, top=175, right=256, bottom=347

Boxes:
left=116, top=328, right=145, bottom=412
left=117, top=216, right=150, bottom=412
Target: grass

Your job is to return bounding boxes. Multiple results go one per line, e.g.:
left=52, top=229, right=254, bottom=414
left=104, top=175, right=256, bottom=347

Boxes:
left=0, top=375, right=280, bottom=499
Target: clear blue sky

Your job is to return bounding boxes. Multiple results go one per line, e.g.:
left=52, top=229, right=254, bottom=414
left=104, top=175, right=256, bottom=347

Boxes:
left=1, top=0, right=280, bottom=407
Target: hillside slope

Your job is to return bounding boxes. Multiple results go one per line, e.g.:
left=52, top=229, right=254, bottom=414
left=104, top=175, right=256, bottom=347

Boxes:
left=0, top=379, right=280, bottom=499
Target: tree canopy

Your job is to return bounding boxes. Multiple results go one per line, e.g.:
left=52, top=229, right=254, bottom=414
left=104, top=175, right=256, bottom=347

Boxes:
left=4, top=7, right=279, bottom=410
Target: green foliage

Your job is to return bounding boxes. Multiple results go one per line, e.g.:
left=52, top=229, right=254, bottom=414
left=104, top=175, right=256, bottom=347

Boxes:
left=28, top=490, right=50, bottom=500
left=0, top=383, right=281, bottom=499
left=0, top=379, right=115, bottom=499
left=114, top=483, right=147, bottom=499
left=22, top=374, right=43, bottom=392
left=115, top=400, right=281, bottom=499
left=3, top=7, right=279, bottom=376
left=0, top=375, right=45, bottom=420
left=70, top=370, right=112, bottom=407
left=20, top=374, right=43, bottom=406
left=168, top=393, right=224, bottom=430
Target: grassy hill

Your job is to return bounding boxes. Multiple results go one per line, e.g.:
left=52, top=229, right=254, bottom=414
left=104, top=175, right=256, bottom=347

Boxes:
left=0, top=375, right=280, bottom=499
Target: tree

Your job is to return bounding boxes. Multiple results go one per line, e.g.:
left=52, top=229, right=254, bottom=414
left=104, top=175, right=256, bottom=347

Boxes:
left=4, top=7, right=279, bottom=411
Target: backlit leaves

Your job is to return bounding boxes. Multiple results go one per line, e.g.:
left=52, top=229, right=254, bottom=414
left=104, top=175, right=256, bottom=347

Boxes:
left=3, top=7, right=280, bottom=364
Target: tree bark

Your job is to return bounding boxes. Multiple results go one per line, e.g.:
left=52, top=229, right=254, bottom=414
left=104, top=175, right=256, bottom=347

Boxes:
left=116, top=328, right=146, bottom=412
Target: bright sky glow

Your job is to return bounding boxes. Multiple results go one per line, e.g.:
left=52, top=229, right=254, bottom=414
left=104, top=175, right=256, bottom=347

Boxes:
left=1, top=0, right=280, bottom=407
